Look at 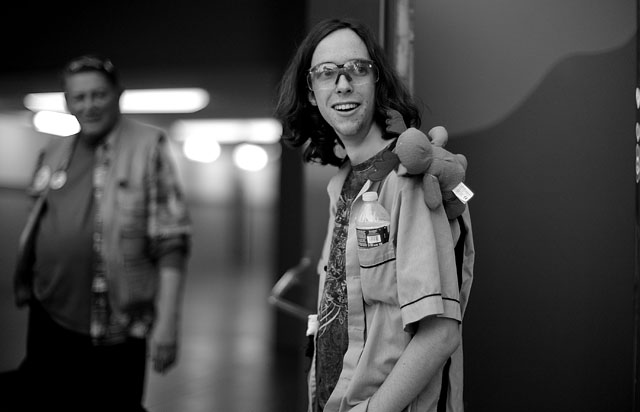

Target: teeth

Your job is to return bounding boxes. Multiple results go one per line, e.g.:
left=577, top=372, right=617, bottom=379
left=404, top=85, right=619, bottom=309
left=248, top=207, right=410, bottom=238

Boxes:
left=334, top=103, right=358, bottom=111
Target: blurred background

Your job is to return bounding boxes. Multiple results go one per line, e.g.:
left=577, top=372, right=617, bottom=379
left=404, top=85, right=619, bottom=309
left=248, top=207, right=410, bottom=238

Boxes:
left=0, top=1, right=637, bottom=411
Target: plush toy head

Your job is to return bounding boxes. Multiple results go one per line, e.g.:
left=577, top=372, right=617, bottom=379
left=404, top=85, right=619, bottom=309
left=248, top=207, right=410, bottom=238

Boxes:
left=395, top=127, right=433, bottom=175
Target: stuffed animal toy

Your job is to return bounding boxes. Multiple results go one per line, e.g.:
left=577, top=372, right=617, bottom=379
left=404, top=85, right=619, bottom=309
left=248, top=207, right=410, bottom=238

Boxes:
left=386, top=110, right=471, bottom=220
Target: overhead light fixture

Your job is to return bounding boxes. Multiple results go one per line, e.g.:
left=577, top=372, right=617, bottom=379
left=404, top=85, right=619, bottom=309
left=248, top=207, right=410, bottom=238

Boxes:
left=32, top=111, right=80, bottom=136
left=120, top=88, right=209, bottom=113
left=171, top=118, right=282, bottom=144
left=23, top=88, right=210, bottom=114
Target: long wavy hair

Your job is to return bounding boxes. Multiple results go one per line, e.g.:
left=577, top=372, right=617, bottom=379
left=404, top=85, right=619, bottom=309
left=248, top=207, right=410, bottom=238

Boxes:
left=274, top=18, right=421, bottom=166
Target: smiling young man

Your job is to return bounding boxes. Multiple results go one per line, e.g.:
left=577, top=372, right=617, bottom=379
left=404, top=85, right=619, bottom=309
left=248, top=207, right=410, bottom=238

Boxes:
left=275, top=18, right=467, bottom=412
left=10, top=55, right=191, bottom=411
left=307, top=28, right=382, bottom=164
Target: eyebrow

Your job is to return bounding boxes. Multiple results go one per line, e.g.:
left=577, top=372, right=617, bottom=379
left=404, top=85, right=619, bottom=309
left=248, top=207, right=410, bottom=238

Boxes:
left=310, top=58, right=371, bottom=68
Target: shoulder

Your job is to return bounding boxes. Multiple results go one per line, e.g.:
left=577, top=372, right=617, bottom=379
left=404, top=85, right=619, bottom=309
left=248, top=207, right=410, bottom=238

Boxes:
left=117, top=118, right=169, bottom=156
left=379, top=170, right=423, bottom=196
left=120, top=117, right=167, bottom=141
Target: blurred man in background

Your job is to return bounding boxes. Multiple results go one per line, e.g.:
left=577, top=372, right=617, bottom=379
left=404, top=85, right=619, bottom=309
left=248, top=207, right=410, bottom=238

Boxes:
left=10, top=54, right=191, bottom=411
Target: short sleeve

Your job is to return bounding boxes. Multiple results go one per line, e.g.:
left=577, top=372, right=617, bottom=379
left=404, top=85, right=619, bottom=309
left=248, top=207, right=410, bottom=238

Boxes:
left=395, top=181, right=461, bottom=331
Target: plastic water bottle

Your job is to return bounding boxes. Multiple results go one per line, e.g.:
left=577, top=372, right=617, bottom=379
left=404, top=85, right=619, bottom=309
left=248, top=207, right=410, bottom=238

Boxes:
left=355, top=191, right=391, bottom=248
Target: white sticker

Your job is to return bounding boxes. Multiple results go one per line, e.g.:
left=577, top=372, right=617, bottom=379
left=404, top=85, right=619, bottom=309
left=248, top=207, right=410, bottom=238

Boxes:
left=452, top=182, right=474, bottom=204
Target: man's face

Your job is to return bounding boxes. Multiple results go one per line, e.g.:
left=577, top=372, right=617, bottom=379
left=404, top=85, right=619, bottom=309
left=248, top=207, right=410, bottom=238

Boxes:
left=64, top=71, right=121, bottom=140
left=308, top=28, right=377, bottom=145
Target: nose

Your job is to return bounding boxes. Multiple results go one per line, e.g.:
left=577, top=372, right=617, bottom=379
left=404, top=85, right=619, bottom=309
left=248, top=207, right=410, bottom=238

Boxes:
left=76, top=96, right=98, bottom=111
left=334, top=71, right=353, bottom=93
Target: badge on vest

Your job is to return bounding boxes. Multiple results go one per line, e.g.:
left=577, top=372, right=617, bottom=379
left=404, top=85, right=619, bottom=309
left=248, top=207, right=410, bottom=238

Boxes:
left=32, top=165, right=51, bottom=192
left=49, top=170, right=67, bottom=190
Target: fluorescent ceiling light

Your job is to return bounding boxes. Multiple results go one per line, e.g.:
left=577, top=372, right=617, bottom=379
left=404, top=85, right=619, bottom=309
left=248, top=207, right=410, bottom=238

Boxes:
left=171, top=118, right=282, bottom=144
left=32, top=111, right=80, bottom=136
left=23, top=88, right=209, bottom=114
left=24, top=93, right=64, bottom=113
left=121, top=89, right=209, bottom=113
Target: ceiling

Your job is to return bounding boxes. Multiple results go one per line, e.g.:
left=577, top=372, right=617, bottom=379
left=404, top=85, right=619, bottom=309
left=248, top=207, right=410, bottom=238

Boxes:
left=1, top=1, right=307, bottom=120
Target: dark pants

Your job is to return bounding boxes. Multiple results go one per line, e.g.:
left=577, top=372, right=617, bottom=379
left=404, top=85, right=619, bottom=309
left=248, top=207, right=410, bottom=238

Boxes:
left=4, top=300, right=148, bottom=412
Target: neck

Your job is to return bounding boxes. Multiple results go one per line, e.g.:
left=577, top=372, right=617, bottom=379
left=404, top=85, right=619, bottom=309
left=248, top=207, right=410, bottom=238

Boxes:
left=343, top=123, right=387, bottom=165
left=80, top=133, right=108, bottom=147
left=80, top=120, right=119, bottom=147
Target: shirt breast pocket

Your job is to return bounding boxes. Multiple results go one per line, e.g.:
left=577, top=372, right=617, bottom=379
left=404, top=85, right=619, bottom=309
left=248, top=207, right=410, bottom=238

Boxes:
left=357, top=241, right=397, bottom=305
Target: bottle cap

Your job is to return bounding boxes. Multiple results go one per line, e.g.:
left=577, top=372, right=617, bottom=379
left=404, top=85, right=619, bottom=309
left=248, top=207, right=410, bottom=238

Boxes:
left=362, top=192, right=378, bottom=202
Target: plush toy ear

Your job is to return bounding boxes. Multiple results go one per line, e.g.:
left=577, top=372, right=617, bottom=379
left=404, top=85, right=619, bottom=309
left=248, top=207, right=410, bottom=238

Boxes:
left=308, top=91, right=317, bottom=106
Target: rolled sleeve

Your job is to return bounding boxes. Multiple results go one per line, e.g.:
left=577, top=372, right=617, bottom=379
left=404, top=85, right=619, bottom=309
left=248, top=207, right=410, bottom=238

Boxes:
left=155, top=235, right=190, bottom=270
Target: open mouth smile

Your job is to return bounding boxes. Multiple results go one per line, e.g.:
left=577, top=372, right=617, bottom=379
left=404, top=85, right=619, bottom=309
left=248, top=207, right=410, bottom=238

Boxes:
left=332, top=103, right=359, bottom=112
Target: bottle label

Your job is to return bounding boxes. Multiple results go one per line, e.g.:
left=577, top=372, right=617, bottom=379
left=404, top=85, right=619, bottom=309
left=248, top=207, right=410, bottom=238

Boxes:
left=356, top=225, right=390, bottom=248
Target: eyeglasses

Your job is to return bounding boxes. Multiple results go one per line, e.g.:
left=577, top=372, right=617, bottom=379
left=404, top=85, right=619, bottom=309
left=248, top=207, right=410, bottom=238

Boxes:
left=307, top=59, right=379, bottom=90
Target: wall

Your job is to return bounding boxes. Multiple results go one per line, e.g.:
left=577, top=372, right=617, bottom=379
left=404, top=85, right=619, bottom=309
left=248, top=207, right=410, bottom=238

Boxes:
left=413, top=1, right=636, bottom=411
left=278, top=1, right=638, bottom=410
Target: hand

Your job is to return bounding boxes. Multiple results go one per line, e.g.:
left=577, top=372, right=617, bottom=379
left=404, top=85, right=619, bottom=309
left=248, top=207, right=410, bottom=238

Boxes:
left=151, top=340, right=177, bottom=374
left=150, top=317, right=179, bottom=374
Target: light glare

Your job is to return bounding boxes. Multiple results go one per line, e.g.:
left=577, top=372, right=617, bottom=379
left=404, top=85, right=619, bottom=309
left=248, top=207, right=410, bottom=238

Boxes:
left=172, top=119, right=282, bottom=144
left=32, top=111, right=80, bottom=136
left=24, top=88, right=209, bottom=114
left=183, top=135, right=221, bottom=163
left=24, top=93, right=65, bottom=113
left=122, top=89, right=209, bottom=113
left=233, top=144, right=268, bottom=172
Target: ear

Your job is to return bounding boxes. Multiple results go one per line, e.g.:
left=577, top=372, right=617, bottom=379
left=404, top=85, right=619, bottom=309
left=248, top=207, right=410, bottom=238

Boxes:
left=308, top=91, right=317, bottom=106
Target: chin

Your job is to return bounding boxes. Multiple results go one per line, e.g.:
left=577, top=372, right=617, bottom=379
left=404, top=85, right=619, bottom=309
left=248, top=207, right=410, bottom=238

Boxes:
left=337, top=127, right=368, bottom=141
left=81, top=122, right=108, bottom=135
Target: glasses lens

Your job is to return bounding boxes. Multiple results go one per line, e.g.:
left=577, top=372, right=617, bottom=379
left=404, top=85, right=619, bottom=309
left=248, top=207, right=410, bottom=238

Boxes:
left=308, top=60, right=377, bottom=90
left=345, top=60, right=372, bottom=77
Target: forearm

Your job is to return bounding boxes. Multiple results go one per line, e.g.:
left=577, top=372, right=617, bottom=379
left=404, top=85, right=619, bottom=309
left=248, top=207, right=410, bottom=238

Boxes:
left=367, top=316, right=461, bottom=412
left=149, top=265, right=185, bottom=373
left=154, top=265, right=185, bottom=340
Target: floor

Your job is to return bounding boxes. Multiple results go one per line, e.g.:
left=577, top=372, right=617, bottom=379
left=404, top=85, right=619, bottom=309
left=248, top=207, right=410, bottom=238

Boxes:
left=0, top=189, right=309, bottom=412
left=144, top=263, right=307, bottom=412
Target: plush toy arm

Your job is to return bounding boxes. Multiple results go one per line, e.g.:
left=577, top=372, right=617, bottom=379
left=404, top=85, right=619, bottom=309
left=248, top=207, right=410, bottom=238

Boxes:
left=427, top=128, right=469, bottom=219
